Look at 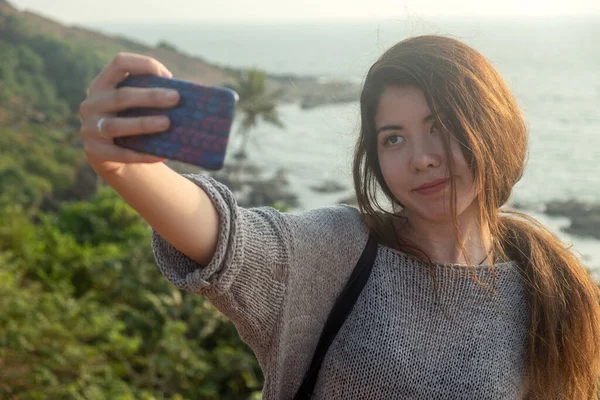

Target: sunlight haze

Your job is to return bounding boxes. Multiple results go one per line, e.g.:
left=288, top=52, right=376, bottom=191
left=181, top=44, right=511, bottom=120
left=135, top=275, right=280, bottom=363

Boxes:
left=9, top=0, right=600, bottom=23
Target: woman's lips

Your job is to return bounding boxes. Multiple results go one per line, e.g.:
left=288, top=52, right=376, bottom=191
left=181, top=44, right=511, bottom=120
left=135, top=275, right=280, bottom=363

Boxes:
left=414, top=179, right=449, bottom=195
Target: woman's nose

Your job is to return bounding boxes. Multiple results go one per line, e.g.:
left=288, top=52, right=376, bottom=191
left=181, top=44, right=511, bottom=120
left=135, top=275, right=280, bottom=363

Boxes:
left=410, top=137, right=442, bottom=172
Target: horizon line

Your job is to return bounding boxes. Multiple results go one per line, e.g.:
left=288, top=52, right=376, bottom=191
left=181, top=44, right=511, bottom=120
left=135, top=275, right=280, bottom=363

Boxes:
left=81, top=14, right=600, bottom=25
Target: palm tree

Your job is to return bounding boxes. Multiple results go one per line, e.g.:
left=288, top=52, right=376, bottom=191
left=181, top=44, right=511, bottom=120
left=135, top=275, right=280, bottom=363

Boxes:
left=228, top=69, right=285, bottom=160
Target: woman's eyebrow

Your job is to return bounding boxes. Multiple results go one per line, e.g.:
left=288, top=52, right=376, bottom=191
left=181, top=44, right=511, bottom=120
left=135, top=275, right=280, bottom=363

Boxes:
left=376, top=114, right=435, bottom=135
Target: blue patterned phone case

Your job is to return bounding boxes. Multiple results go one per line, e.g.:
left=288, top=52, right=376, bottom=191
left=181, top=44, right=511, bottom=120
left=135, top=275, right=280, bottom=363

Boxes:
left=115, top=75, right=238, bottom=170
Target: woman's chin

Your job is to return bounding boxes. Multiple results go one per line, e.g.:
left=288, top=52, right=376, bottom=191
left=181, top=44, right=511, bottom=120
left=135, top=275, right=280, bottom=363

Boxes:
left=411, top=205, right=467, bottom=223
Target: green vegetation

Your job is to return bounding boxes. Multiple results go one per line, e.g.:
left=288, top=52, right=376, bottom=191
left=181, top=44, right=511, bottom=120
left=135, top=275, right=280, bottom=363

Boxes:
left=0, top=12, right=105, bottom=128
left=0, top=4, right=268, bottom=399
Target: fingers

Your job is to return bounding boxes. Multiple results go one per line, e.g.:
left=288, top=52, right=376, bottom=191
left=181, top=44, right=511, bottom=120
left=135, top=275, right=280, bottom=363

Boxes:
left=79, top=52, right=175, bottom=171
left=79, top=86, right=180, bottom=118
left=81, top=115, right=171, bottom=140
left=84, top=141, right=168, bottom=164
left=88, top=53, right=173, bottom=94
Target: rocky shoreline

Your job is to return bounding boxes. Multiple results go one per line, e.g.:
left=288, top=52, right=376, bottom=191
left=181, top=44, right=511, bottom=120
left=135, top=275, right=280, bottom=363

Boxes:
left=167, top=160, right=299, bottom=210
left=543, top=200, right=600, bottom=240
left=513, top=199, right=600, bottom=240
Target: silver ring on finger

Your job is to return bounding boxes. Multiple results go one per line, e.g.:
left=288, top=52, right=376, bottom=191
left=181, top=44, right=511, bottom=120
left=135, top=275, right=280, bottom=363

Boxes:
left=97, top=117, right=109, bottom=139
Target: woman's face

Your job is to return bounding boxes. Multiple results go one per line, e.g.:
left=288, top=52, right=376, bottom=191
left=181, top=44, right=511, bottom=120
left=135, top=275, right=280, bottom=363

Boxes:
left=375, top=85, right=479, bottom=224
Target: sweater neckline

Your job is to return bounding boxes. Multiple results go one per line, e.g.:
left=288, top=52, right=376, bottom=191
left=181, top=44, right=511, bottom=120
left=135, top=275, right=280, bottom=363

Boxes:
left=379, top=244, right=516, bottom=270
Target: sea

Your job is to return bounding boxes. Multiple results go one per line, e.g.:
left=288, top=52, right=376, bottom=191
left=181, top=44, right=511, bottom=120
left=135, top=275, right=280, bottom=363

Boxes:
left=88, top=17, right=600, bottom=275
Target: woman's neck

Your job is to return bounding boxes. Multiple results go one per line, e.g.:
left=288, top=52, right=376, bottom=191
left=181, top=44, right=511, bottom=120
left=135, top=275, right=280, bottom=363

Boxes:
left=397, top=208, right=493, bottom=265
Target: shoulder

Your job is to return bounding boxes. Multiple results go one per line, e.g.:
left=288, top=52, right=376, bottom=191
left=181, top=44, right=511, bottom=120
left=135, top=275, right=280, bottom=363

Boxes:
left=282, top=205, right=371, bottom=311
left=275, top=205, right=370, bottom=281
left=285, top=204, right=368, bottom=243
left=287, top=203, right=364, bottom=225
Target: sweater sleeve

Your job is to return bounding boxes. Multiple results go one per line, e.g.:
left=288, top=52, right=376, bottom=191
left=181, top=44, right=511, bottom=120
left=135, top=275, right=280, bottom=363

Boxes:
left=151, top=173, right=366, bottom=359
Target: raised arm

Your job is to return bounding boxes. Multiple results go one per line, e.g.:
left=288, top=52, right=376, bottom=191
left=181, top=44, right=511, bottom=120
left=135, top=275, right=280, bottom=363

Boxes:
left=79, top=53, right=218, bottom=265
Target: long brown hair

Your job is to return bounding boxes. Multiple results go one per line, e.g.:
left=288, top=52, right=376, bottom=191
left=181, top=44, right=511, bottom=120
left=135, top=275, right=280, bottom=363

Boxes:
left=352, top=35, right=600, bottom=398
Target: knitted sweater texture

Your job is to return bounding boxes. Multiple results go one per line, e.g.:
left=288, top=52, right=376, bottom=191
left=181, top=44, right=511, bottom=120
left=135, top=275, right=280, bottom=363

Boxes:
left=152, top=174, right=529, bottom=399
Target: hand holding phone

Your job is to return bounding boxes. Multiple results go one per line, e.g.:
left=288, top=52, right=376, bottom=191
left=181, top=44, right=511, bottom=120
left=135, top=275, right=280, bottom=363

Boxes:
left=115, top=75, right=238, bottom=170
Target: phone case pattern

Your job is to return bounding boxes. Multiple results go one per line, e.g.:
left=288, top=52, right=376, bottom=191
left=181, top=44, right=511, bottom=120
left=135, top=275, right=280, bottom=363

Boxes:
left=115, top=75, right=237, bottom=170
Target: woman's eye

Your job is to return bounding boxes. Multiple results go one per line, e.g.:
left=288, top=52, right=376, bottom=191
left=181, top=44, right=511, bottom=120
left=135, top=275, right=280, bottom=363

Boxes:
left=384, top=135, right=403, bottom=146
left=430, top=123, right=439, bottom=134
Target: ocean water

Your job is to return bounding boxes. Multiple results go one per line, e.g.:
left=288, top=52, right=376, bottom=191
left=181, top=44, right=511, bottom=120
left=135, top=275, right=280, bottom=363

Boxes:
left=89, top=18, right=600, bottom=274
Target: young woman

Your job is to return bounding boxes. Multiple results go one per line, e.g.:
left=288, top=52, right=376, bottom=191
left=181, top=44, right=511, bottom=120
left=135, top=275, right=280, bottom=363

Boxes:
left=79, top=35, right=600, bottom=399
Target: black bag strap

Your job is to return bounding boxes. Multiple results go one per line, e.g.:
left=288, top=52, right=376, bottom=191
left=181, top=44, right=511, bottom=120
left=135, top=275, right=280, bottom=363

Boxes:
left=293, top=233, right=378, bottom=400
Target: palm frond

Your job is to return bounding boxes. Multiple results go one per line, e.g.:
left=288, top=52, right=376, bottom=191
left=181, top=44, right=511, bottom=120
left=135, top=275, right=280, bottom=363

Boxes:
left=228, top=68, right=285, bottom=156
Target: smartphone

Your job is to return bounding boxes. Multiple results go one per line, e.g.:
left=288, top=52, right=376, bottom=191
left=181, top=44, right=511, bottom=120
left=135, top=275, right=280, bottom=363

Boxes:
left=114, top=75, right=238, bottom=170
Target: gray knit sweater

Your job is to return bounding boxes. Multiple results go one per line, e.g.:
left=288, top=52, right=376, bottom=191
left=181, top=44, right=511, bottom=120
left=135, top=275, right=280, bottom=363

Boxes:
left=152, top=174, right=530, bottom=399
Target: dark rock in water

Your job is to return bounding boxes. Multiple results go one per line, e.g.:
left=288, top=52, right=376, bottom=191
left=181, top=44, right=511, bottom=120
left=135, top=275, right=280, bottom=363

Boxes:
left=181, top=162, right=299, bottom=209
left=511, top=201, right=525, bottom=210
left=566, top=213, right=600, bottom=239
left=545, top=199, right=597, bottom=217
left=299, top=80, right=360, bottom=109
left=310, top=180, right=346, bottom=194
left=300, top=92, right=358, bottom=109
left=244, top=178, right=298, bottom=209
left=509, top=200, right=544, bottom=212
left=543, top=199, right=600, bottom=239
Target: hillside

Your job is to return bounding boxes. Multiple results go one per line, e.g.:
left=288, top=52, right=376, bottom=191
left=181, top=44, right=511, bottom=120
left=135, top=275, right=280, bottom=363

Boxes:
left=0, top=0, right=359, bottom=106
left=0, top=2, right=290, bottom=397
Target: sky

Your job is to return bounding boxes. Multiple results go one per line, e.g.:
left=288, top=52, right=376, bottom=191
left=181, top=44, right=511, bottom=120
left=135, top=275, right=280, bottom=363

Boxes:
left=9, top=0, right=600, bottom=23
